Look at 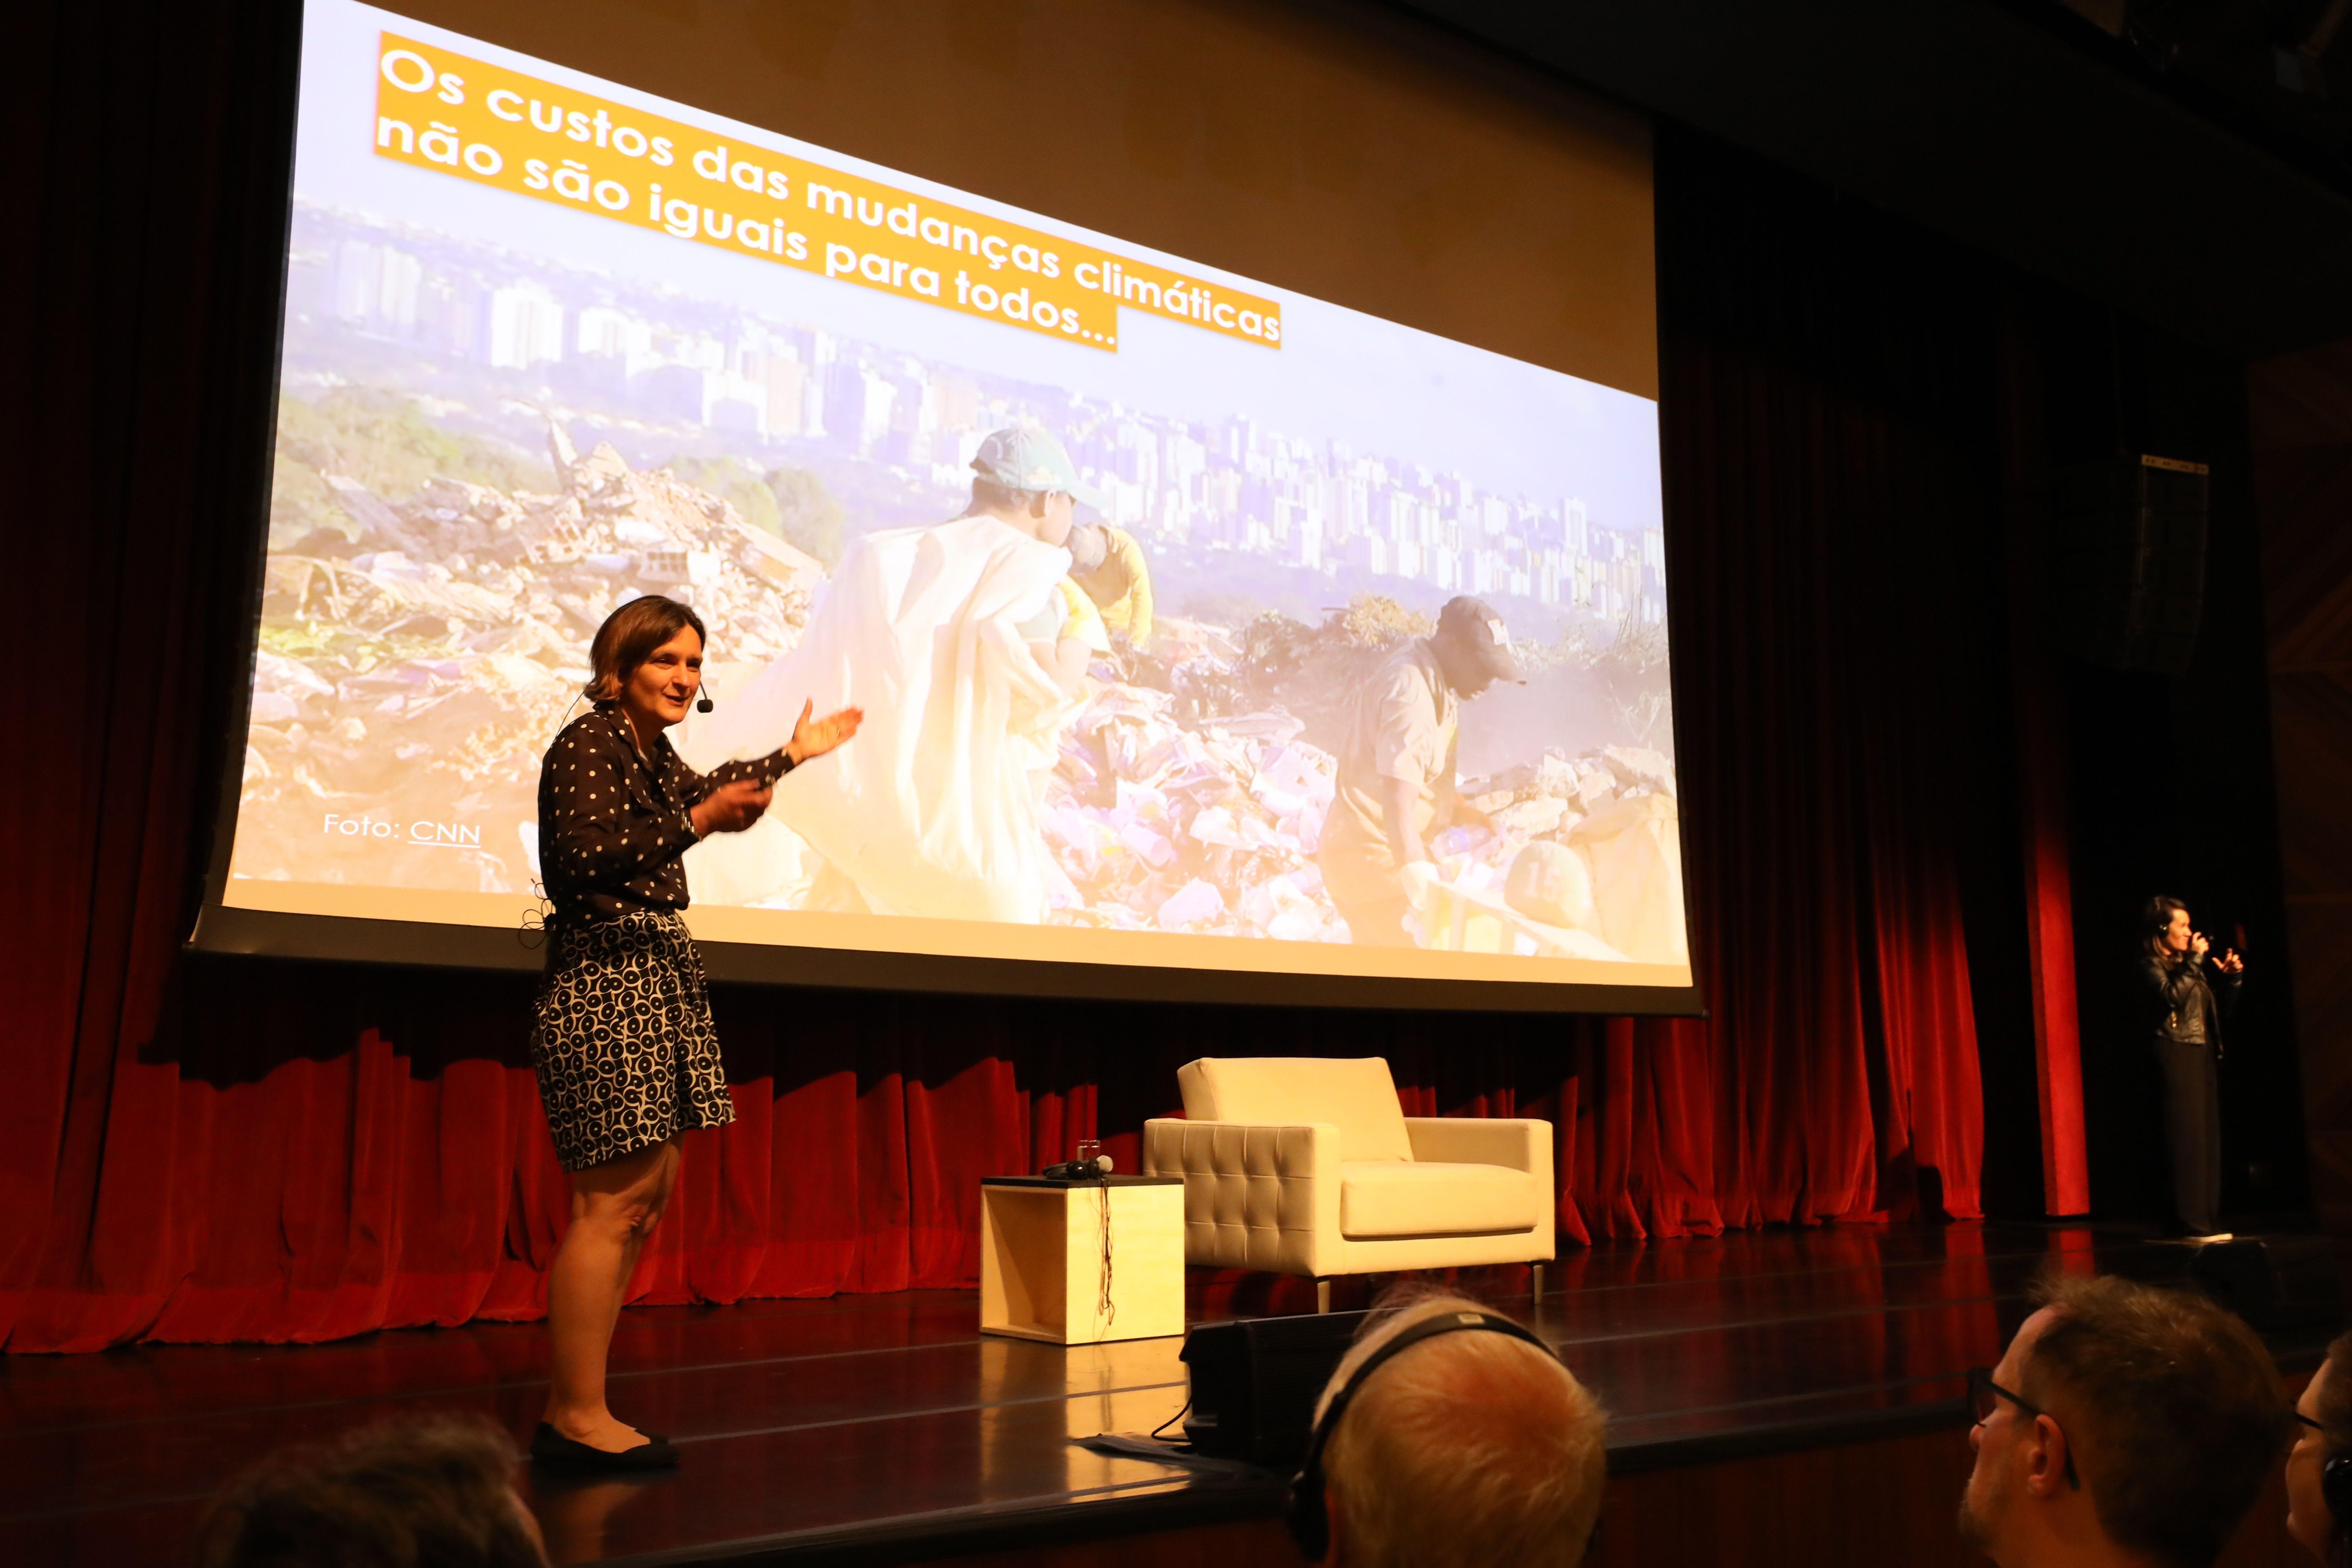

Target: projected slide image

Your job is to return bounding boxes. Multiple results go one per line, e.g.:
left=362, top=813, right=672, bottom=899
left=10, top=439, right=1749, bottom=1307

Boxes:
left=228, top=0, right=1685, bottom=975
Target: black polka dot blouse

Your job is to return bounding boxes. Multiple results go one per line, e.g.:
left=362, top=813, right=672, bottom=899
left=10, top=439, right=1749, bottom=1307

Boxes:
left=538, top=704, right=791, bottom=924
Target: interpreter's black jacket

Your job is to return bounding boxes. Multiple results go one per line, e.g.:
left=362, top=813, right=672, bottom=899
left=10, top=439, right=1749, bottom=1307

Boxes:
left=2138, top=951, right=2242, bottom=1056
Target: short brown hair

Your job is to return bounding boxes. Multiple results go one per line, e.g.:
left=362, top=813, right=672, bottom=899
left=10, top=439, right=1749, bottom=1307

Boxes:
left=972, top=476, right=1055, bottom=516
left=584, top=594, right=705, bottom=703
left=2022, top=1270, right=2290, bottom=1568
left=192, top=1412, right=544, bottom=1568
left=1319, top=1290, right=1608, bottom=1568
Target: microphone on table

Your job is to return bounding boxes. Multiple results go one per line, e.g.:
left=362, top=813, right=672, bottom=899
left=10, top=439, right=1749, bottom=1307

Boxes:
left=1043, top=1154, right=1114, bottom=1182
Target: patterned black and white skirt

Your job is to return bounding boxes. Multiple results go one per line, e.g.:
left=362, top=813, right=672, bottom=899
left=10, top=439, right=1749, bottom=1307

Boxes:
left=530, top=909, right=736, bottom=1172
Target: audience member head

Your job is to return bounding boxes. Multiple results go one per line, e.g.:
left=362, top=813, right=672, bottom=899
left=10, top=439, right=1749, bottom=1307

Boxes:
left=193, top=1413, right=548, bottom=1568
left=1298, top=1289, right=1607, bottom=1568
left=1959, top=1269, right=2288, bottom=1568
left=2286, top=1330, right=2352, bottom=1564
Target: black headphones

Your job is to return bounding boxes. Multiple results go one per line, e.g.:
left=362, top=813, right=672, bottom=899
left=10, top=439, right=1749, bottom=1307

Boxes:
left=2324, top=1450, right=2352, bottom=1534
left=1286, top=1308, right=1558, bottom=1561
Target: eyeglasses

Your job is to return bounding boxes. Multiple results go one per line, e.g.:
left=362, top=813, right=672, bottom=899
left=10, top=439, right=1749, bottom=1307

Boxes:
left=1966, top=1368, right=2081, bottom=1490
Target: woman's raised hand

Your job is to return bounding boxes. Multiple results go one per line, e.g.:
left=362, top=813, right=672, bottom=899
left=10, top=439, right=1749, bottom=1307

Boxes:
left=787, top=699, right=864, bottom=765
left=693, top=779, right=772, bottom=836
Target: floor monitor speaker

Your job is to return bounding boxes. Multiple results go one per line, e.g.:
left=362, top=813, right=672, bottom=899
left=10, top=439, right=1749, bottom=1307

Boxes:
left=1181, top=1310, right=1370, bottom=1465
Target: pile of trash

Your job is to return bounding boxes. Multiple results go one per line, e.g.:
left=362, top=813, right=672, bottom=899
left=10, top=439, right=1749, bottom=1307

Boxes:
left=239, top=415, right=1685, bottom=958
left=1035, top=587, right=1686, bottom=956
left=1433, top=743, right=1685, bottom=962
left=1041, top=686, right=1349, bottom=941
left=1462, top=742, right=1676, bottom=836
left=237, top=420, right=820, bottom=890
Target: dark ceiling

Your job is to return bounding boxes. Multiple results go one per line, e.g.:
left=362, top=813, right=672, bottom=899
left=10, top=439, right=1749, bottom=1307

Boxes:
left=1398, top=0, right=2352, bottom=361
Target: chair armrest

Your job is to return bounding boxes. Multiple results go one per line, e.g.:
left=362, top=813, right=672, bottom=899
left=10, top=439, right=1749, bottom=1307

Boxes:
left=1143, top=1119, right=1343, bottom=1275
left=1403, top=1116, right=1550, bottom=1176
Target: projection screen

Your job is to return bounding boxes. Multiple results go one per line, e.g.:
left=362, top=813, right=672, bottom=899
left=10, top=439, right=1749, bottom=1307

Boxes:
left=194, top=0, right=1694, bottom=1013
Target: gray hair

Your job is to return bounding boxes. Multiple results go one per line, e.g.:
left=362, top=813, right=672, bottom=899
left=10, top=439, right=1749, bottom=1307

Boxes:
left=1317, top=1290, right=1607, bottom=1568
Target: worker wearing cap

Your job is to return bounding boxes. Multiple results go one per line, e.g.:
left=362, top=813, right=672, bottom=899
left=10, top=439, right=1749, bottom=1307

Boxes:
left=1318, top=597, right=1523, bottom=947
left=690, top=424, right=1108, bottom=923
left=1067, top=521, right=1155, bottom=653
left=961, top=428, right=1113, bottom=696
left=962, top=424, right=1105, bottom=549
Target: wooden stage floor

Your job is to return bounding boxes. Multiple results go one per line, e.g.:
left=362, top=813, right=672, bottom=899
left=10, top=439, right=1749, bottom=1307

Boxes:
left=0, top=1222, right=2308, bottom=1567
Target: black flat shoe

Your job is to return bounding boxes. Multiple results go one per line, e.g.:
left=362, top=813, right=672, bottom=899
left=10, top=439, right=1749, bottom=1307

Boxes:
left=530, top=1421, right=679, bottom=1472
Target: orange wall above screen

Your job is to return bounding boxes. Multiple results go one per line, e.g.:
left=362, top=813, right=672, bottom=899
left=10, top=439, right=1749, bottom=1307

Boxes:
left=383, top=0, right=1659, bottom=402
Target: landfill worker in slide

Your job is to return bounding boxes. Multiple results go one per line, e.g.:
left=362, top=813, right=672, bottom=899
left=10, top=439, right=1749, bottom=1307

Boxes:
left=1318, top=596, right=1524, bottom=947
left=1023, top=565, right=1111, bottom=808
left=1029, top=567, right=1112, bottom=698
left=678, top=426, right=1105, bottom=923
left=1066, top=520, right=1155, bottom=653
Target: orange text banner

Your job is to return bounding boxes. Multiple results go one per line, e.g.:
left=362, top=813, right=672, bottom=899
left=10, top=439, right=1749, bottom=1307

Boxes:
left=371, top=33, right=1284, bottom=354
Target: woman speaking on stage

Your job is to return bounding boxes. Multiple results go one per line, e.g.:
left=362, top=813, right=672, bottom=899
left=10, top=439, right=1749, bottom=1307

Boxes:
left=528, top=594, right=860, bottom=1471
left=2140, top=894, right=2245, bottom=1244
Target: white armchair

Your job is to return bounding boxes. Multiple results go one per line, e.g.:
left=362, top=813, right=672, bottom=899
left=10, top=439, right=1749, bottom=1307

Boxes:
left=1142, top=1057, right=1554, bottom=1308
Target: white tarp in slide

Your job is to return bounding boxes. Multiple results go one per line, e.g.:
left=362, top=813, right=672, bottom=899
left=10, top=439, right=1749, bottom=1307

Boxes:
left=677, top=514, right=1077, bottom=923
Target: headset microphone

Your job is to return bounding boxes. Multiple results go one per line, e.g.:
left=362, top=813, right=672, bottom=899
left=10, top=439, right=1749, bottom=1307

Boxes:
left=696, top=676, right=716, bottom=714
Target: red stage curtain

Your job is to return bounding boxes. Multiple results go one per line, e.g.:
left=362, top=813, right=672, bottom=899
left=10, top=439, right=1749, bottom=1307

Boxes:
left=5, top=9, right=2000, bottom=1351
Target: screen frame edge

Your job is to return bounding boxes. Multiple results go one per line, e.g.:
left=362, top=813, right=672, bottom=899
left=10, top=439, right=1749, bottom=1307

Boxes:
left=187, top=905, right=1709, bottom=1017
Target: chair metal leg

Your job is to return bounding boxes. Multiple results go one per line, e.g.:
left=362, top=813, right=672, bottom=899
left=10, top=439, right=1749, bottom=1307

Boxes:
left=1531, top=1261, right=1544, bottom=1301
left=1316, top=1278, right=1331, bottom=1315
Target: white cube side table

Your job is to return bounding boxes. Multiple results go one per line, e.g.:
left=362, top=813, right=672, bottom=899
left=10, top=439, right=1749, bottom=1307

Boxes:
left=978, top=1176, right=1185, bottom=1345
